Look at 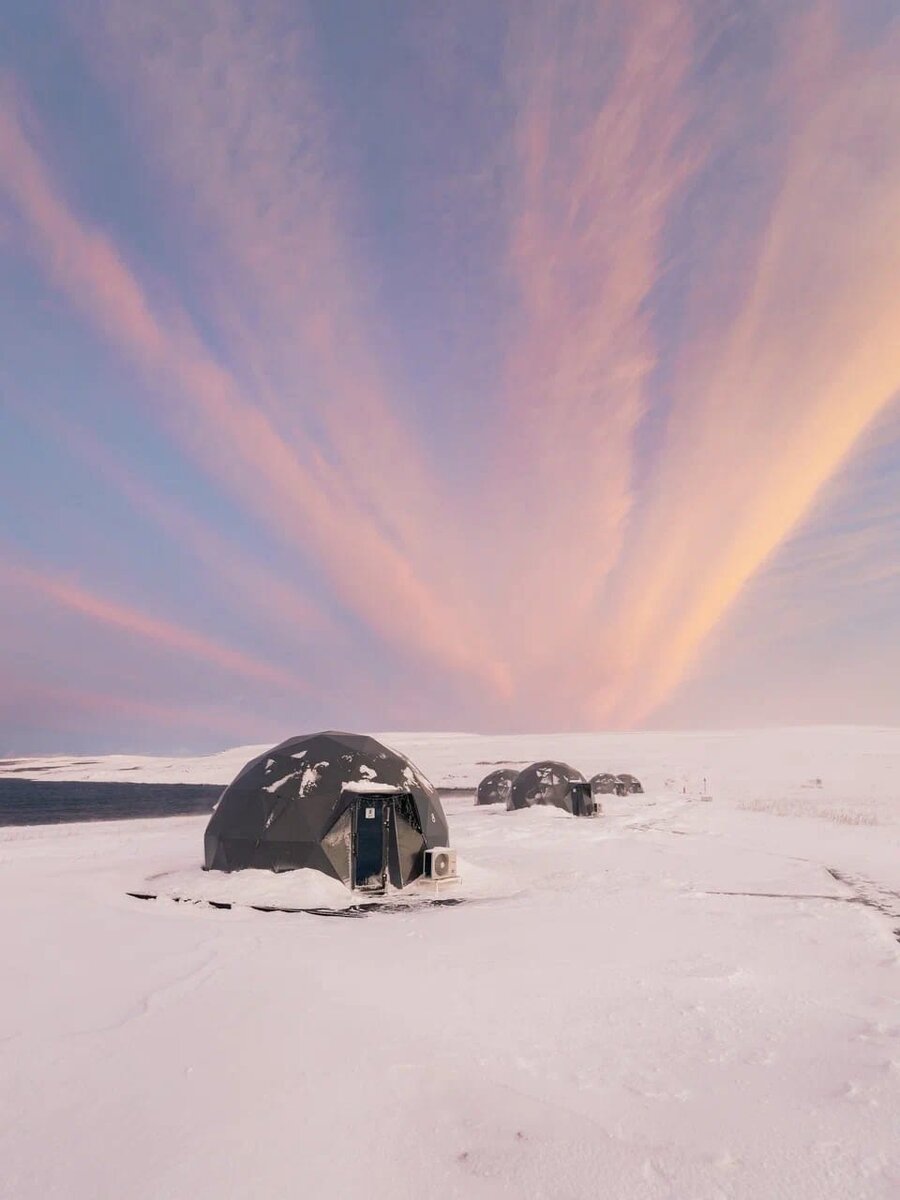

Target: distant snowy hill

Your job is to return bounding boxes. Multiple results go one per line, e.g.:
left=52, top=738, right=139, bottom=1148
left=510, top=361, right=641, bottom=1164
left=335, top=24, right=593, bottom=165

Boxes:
left=4, top=726, right=899, bottom=822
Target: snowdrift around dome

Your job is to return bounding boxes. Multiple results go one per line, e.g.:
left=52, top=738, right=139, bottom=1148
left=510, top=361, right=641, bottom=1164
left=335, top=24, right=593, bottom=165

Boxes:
left=475, top=768, right=518, bottom=807
left=204, top=732, right=449, bottom=891
left=509, top=761, right=596, bottom=816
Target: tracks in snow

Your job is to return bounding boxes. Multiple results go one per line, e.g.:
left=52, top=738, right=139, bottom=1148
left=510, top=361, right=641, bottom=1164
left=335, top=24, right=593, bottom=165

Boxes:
left=825, top=868, right=900, bottom=942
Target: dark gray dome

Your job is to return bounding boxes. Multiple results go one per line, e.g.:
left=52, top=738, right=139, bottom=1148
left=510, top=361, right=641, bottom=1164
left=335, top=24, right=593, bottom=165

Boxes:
left=590, top=772, right=620, bottom=795
left=616, top=773, right=644, bottom=795
left=204, top=731, right=449, bottom=889
left=475, top=768, right=518, bottom=807
left=509, top=761, right=596, bottom=817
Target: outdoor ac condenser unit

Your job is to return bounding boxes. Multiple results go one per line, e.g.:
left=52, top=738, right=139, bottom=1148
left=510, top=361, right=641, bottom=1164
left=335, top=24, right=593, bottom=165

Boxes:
left=425, top=847, right=457, bottom=880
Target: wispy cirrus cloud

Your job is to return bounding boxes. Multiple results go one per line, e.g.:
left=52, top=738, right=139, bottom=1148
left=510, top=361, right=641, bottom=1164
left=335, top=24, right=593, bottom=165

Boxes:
left=2, top=561, right=305, bottom=692
left=3, top=2, right=898, bottom=741
left=10, top=396, right=331, bottom=645
left=78, top=0, right=450, bottom=568
left=0, top=676, right=272, bottom=742
left=494, top=0, right=694, bottom=680
left=0, top=81, right=511, bottom=699
left=591, top=5, right=900, bottom=724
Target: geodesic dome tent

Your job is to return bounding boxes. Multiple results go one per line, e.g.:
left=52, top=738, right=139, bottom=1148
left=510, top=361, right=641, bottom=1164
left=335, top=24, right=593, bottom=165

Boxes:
left=616, top=773, right=644, bottom=795
left=509, top=761, right=596, bottom=817
left=590, top=772, right=620, bottom=795
left=204, top=732, right=449, bottom=892
left=476, top=768, right=518, bottom=807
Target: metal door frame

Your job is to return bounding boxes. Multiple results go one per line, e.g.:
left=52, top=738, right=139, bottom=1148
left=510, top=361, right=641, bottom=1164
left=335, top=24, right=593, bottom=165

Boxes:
left=351, top=795, right=393, bottom=892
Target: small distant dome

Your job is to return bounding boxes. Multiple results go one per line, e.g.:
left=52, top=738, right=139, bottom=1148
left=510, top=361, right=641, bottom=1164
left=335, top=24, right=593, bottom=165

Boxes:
left=204, top=731, right=448, bottom=891
left=590, top=772, right=620, bottom=795
left=509, top=761, right=595, bottom=817
left=616, top=773, right=644, bottom=795
left=476, top=768, right=518, bottom=807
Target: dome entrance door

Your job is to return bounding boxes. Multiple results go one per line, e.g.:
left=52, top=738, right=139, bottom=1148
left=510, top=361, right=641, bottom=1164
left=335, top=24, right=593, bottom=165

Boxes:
left=572, top=782, right=595, bottom=816
left=351, top=795, right=401, bottom=892
left=353, top=797, right=387, bottom=891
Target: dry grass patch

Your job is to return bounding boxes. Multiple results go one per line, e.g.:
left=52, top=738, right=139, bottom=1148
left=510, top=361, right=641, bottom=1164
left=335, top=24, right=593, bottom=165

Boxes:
left=738, top=797, right=880, bottom=826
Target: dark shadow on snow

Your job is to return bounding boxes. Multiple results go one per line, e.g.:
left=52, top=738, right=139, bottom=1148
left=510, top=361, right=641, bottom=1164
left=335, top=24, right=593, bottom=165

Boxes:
left=126, top=891, right=465, bottom=918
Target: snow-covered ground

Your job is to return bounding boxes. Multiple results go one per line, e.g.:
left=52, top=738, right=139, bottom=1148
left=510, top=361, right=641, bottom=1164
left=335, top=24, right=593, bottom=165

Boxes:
left=1, top=728, right=898, bottom=1199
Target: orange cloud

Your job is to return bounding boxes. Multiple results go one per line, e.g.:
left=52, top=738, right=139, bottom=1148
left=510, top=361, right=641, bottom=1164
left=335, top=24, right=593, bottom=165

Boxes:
left=589, top=10, right=900, bottom=725
left=0, top=87, right=163, bottom=366
left=3, top=562, right=306, bottom=692
left=7, top=4, right=895, bottom=734
left=494, top=0, right=694, bottom=680
left=79, top=0, right=450, bottom=570
left=0, top=83, right=511, bottom=698
left=13, top=398, right=331, bottom=645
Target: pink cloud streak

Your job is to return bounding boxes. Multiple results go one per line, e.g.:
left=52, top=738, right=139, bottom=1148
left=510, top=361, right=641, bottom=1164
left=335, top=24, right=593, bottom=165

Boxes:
left=0, top=82, right=511, bottom=699
left=5, top=4, right=897, bottom=734
left=589, top=8, right=900, bottom=725
left=3, top=562, right=305, bottom=693
left=81, top=0, right=451, bottom=568
left=491, top=0, right=694, bottom=696
left=0, top=676, right=271, bottom=741
left=11, top=397, right=332, bottom=646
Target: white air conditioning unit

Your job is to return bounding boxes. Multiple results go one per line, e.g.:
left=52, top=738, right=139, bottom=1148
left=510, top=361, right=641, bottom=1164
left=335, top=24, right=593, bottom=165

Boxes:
left=425, top=847, right=457, bottom=880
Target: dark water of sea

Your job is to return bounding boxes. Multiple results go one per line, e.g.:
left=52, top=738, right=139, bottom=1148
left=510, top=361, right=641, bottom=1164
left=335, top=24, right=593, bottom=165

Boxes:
left=0, top=780, right=475, bottom=829
left=0, top=778, right=223, bottom=827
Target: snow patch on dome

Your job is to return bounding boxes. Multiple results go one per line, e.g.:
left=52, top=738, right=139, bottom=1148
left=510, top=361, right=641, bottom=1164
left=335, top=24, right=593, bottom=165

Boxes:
left=342, top=780, right=403, bottom=794
left=402, top=765, right=420, bottom=789
left=262, top=770, right=303, bottom=795
left=299, top=762, right=328, bottom=797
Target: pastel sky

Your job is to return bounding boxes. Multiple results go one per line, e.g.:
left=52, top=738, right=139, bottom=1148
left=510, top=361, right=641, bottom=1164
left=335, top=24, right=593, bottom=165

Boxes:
left=2, top=0, right=899, bottom=754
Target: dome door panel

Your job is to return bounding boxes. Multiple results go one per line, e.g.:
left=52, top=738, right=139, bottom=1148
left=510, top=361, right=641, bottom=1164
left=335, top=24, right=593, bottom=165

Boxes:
left=352, top=796, right=389, bottom=892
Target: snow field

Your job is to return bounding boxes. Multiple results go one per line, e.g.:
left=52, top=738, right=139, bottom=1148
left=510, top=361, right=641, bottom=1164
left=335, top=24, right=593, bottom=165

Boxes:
left=0, top=729, right=898, bottom=1198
